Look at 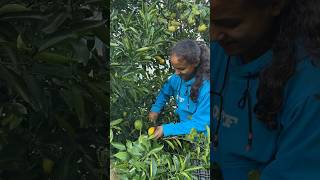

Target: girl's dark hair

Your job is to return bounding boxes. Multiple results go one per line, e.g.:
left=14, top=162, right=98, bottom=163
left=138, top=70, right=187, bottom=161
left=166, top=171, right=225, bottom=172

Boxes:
left=171, top=39, right=210, bottom=102
left=254, top=0, right=320, bottom=128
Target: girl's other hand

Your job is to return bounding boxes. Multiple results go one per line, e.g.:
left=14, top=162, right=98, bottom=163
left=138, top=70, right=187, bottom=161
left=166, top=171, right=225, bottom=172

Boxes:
left=148, top=112, right=159, bottom=122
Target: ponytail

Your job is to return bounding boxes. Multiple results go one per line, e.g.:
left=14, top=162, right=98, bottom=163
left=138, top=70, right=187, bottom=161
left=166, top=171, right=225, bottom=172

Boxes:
left=190, top=42, right=210, bottom=101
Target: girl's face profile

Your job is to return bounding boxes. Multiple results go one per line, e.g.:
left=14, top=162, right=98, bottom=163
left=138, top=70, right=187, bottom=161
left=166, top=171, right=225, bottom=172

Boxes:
left=211, top=0, right=282, bottom=60
left=170, top=54, right=198, bottom=80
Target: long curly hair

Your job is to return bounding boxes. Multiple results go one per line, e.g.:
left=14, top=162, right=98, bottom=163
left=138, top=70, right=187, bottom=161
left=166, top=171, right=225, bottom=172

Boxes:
left=171, top=39, right=210, bottom=102
left=254, top=0, right=320, bottom=128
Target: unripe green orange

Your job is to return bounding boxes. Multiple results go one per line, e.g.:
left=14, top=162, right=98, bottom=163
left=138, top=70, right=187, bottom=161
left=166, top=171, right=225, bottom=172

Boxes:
left=134, top=120, right=143, bottom=130
left=168, top=26, right=177, bottom=32
left=42, top=158, right=54, bottom=174
left=198, top=24, right=207, bottom=32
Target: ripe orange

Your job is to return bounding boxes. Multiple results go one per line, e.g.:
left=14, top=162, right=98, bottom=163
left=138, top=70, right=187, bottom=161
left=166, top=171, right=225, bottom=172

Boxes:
left=148, top=127, right=155, bottom=135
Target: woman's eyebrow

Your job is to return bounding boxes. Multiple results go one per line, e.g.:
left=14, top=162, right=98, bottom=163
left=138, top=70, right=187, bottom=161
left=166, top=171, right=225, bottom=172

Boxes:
left=211, top=18, right=241, bottom=26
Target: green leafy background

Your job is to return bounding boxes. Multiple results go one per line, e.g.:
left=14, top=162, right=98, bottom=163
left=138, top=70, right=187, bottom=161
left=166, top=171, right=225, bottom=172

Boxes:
left=0, top=1, right=107, bottom=179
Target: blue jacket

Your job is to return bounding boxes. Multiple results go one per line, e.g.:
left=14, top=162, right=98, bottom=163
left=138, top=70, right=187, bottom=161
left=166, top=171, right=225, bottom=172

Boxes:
left=151, top=74, right=210, bottom=137
left=211, top=41, right=320, bottom=180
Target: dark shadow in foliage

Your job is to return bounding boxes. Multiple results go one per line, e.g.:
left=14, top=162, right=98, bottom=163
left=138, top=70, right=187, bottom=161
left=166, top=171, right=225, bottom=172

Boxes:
left=0, top=0, right=108, bottom=179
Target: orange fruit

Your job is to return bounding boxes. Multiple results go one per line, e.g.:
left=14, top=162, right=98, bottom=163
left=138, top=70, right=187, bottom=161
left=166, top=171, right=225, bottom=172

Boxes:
left=42, top=158, right=54, bottom=174
left=198, top=24, right=207, bottom=32
left=155, top=56, right=165, bottom=65
left=134, top=120, right=143, bottom=130
left=168, top=26, right=177, bottom=32
left=159, top=59, right=165, bottom=65
left=148, top=127, right=155, bottom=135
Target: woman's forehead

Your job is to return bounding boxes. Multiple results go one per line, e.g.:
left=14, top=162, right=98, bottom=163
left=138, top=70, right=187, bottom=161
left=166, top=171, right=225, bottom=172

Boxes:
left=212, top=0, right=256, bottom=16
left=210, top=0, right=258, bottom=19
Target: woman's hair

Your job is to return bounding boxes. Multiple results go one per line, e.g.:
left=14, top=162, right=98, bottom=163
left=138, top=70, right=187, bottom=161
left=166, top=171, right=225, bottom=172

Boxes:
left=254, top=0, right=320, bottom=128
left=170, top=39, right=210, bottom=102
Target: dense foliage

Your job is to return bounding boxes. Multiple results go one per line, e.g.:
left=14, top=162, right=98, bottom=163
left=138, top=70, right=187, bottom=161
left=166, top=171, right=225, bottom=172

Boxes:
left=0, top=1, right=107, bottom=179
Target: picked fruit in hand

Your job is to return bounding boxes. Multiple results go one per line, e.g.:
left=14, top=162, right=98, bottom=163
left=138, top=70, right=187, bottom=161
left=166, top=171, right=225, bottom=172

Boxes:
left=148, top=127, right=155, bottom=135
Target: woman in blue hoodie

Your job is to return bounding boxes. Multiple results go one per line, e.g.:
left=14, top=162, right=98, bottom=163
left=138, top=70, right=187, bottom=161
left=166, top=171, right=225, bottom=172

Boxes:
left=148, top=39, right=210, bottom=139
left=211, top=0, right=320, bottom=179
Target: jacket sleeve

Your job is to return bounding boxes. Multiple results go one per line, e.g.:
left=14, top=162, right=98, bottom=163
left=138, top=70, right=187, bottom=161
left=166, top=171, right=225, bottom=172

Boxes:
left=261, top=95, right=320, bottom=180
left=162, top=86, right=210, bottom=136
left=150, top=76, right=175, bottom=113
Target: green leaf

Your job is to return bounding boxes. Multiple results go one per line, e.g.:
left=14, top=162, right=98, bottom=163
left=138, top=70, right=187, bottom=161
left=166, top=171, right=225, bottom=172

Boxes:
left=85, top=82, right=108, bottom=111
left=164, top=140, right=175, bottom=150
left=174, top=138, right=182, bottom=149
left=71, top=20, right=107, bottom=34
left=9, top=116, right=23, bottom=130
left=150, top=157, right=157, bottom=177
left=182, top=153, right=190, bottom=171
left=196, top=146, right=200, bottom=157
left=71, top=86, right=87, bottom=128
left=173, top=155, right=180, bottom=171
left=1, top=114, right=15, bottom=126
left=127, top=146, right=142, bottom=157
left=179, top=156, right=185, bottom=171
left=0, top=11, right=47, bottom=21
left=16, top=34, right=27, bottom=50
left=146, top=145, right=163, bottom=157
left=60, top=89, right=74, bottom=111
left=39, top=20, right=106, bottom=52
left=31, top=64, right=73, bottom=78
left=57, top=151, right=74, bottom=180
left=110, top=129, right=113, bottom=143
left=184, top=166, right=204, bottom=172
left=0, top=65, right=37, bottom=110
left=114, top=152, right=129, bottom=161
left=33, top=52, right=78, bottom=64
left=126, top=140, right=133, bottom=149
left=38, top=33, right=78, bottom=52
left=70, top=39, right=90, bottom=64
left=111, top=142, right=126, bottom=151
left=166, top=158, right=172, bottom=172
left=22, top=72, right=45, bottom=113
left=0, top=4, right=30, bottom=15
left=110, top=118, right=123, bottom=126
left=11, top=103, right=28, bottom=115
left=180, top=172, right=191, bottom=180
left=42, top=12, right=71, bottom=34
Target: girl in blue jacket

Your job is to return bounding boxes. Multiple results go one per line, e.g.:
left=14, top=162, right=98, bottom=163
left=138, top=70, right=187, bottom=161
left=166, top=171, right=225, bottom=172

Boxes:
left=148, top=39, right=210, bottom=139
left=211, top=0, right=320, bottom=179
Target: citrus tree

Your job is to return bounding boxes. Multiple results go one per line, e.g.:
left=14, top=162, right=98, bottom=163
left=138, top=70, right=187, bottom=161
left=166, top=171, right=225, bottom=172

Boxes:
left=110, top=0, right=210, bottom=179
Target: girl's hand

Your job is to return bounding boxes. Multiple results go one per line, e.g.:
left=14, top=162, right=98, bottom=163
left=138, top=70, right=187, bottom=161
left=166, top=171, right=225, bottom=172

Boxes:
left=148, top=112, right=159, bottom=122
left=154, top=126, right=163, bottom=139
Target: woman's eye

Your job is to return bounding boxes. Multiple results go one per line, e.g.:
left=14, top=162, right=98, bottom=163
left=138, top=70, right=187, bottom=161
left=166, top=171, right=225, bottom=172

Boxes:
left=212, top=19, right=241, bottom=29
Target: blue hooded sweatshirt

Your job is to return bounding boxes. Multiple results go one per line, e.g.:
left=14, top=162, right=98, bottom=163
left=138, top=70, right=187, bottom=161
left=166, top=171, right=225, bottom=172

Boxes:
left=151, top=74, right=210, bottom=137
left=211, top=42, right=320, bottom=180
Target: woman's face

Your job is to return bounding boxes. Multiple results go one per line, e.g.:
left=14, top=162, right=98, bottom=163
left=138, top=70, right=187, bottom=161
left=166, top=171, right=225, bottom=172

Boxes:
left=211, top=0, right=283, bottom=61
left=170, top=54, right=198, bottom=80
